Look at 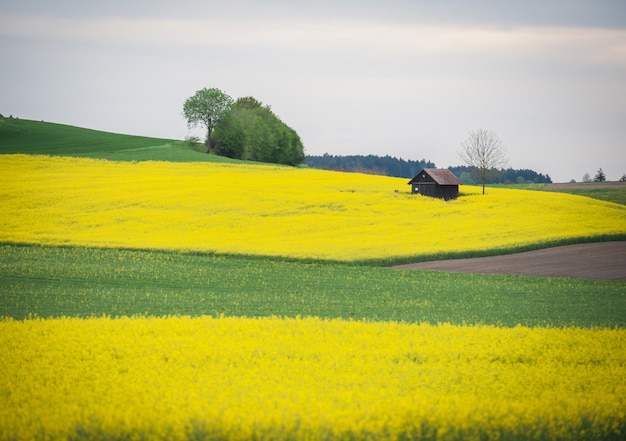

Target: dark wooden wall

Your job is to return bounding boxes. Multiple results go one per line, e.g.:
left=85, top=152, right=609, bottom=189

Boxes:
left=411, top=183, right=458, bottom=200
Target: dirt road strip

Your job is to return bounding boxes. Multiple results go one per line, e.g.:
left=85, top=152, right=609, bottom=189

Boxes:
left=391, top=242, right=626, bottom=280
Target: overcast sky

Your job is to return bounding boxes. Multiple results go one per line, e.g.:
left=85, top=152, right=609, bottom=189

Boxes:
left=2, top=0, right=625, bottom=182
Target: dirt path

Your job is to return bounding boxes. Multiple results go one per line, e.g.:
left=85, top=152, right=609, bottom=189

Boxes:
left=391, top=242, right=626, bottom=280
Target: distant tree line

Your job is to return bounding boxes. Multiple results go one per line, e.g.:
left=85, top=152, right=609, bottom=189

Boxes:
left=305, top=154, right=435, bottom=178
left=448, top=166, right=552, bottom=184
left=305, top=154, right=551, bottom=184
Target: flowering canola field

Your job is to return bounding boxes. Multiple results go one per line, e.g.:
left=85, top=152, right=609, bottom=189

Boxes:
left=1, top=154, right=624, bottom=261
left=1, top=316, right=625, bottom=440
left=2, top=154, right=625, bottom=440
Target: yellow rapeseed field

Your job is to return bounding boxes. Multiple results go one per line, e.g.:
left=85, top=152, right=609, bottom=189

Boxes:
left=1, top=154, right=624, bottom=261
left=1, top=316, right=624, bottom=440
left=2, top=154, right=625, bottom=440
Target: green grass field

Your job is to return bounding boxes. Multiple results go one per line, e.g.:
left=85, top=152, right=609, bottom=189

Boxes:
left=486, top=183, right=546, bottom=191
left=489, top=182, right=626, bottom=205
left=0, top=117, right=249, bottom=163
left=553, top=187, right=626, bottom=205
left=1, top=244, right=624, bottom=327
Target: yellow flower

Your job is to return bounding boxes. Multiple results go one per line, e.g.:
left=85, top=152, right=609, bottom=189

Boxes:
left=1, top=316, right=624, bottom=440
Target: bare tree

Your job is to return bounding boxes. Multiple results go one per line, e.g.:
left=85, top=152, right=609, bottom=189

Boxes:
left=458, top=129, right=508, bottom=194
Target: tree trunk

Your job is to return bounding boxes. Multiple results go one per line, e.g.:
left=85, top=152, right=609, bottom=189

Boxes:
left=206, top=128, right=212, bottom=153
left=481, top=168, right=487, bottom=195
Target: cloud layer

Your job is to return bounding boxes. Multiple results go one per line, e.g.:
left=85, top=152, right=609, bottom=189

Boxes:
left=2, top=1, right=625, bottom=181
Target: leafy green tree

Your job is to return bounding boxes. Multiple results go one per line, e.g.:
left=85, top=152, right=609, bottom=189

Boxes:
left=183, top=88, right=234, bottom=151
left=234, top=96, right=265, bottom=111
left=244, top=111, right=276, bottom=162
left=276, top=125, right=304, bottom=166
left=211, top=113, right=247, bottom=158
left=212, top=96, right=305, bottom=166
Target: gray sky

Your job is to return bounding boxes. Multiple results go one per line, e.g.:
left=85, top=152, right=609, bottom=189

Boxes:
left=2, top=0, right=625, bottom=182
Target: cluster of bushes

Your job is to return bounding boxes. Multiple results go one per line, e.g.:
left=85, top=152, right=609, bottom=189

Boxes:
left=211, top=97, right=305, bottom=166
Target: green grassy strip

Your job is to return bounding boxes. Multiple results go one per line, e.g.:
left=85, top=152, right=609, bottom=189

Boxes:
left=485, top=183, right=546, bottom=191
left=1, top=244, right=624, bottom=327
left=551, top=188, right=626, bottom=205
left=488, top=183, right=626, bottom=205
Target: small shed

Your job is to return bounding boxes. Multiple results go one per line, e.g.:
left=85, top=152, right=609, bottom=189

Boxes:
left=408, top=168, right=461, bottom=200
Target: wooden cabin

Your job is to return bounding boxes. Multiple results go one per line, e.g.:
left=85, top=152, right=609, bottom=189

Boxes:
left=408, top=168, right=461, bottom=200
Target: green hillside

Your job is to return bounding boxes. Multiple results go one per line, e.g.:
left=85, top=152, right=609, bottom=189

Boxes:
left=0, top=117, right=242, bottom=163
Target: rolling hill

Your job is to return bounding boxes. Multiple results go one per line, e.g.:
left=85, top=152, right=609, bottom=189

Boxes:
left=0, top=117, right=244, bottom=163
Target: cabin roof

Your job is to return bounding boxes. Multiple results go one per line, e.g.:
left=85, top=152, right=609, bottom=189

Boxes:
left=408, top=168, right=462, bottom=186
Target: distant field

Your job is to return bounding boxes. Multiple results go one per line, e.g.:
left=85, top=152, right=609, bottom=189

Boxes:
left=486, top=183, right=546, bottom=191
left=544, top=182, right=626, bottom=205
left=487, top=182, right=626, bottom=205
